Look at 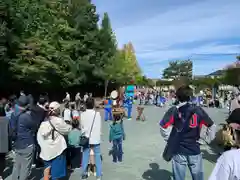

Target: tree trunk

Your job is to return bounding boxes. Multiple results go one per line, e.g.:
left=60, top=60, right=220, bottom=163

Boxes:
left=104, top=79, right=109, bottom=99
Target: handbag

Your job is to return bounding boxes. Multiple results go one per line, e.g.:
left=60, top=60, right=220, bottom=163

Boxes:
left=79, top=112, right=97, bottom=148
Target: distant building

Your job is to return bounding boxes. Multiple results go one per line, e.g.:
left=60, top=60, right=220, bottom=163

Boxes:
left=192, top=75, right=206, bottom=80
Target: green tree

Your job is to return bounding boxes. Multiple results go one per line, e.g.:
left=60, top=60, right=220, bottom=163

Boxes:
left=163, top=59, right=193, bottom=80
left=0, top=0, right=11, bottom=87
left=191, top=77, right=222, bottom=88
left=224, top=56, right=240, bottom=89
left=156, top=79, right=172, bottom=86
left=67, top=0, right=101, bottom=86
left=0, top=0, right=143, bottom=95
left=97, top=12, right=118, bottom=96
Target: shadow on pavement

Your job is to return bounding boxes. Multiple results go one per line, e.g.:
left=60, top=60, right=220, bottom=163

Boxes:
left=142, top=163, right=172, bottom=180
left=201, top=149, right=219, bottom=164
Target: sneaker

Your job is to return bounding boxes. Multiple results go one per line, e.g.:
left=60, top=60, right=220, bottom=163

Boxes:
left=128, top=118, right=132, bottom=121
left=82, top=174, right=88, bottom=179
left=94, top=172, right=97, bottom=176
left=96, top=178, right=101, bottom=180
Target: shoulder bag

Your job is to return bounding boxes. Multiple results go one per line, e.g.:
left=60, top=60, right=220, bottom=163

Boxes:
left=48, top=118, right=64, bottom=140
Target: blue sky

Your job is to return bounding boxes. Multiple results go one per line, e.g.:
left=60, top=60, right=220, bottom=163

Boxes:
left=92, top=0, right=240, bottom=78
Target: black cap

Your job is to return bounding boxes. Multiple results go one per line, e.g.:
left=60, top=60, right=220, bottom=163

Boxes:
left=17, top=95, right=30, bottom=107
left=227, top=108, right=240, bottom=124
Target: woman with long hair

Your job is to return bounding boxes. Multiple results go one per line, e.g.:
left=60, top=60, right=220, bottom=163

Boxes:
left=37, top=102, right=72, bottom=180
left=209, top=117, right=240, bottom=180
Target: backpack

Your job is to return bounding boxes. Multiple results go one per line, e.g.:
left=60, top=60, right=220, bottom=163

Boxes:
left=71, top=110, right=80, bottom=120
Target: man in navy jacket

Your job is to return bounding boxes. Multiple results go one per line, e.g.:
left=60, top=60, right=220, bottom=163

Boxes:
left=10, top=95, right=38, bottom=180
left=160, top=85, right=216, bottom=180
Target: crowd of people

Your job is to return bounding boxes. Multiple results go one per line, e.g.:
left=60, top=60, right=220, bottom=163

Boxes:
left=0, top=86, right=240, bottom=180
left=0, top=90, right=127, bottom=180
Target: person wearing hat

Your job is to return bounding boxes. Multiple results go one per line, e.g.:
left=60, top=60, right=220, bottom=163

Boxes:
left=227, top=107, right=240, bottom=125
left=209, top=121, right=240, bottom=180
left=37, top=101, right=72, bottom=180
left=11, top=95, right=38, bottom=180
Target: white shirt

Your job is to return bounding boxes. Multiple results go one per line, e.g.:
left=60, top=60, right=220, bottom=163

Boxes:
left=63, top=108, right=72, bottom=121
left=37, top=116, right=72, bottom=161
left=66, top=93, right=70, bottom=101
left=80, top=109, right=101, bottom=144
left=84, top=94, right=89, bottom=102
left=209, top=149, right=240, bottom=180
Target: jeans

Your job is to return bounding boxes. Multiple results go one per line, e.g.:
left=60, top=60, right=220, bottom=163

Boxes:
left=112, top=138, right=123, bottom=162
left=12, top=145, right=35, bottom=180
left=0, top=153, right=6, bottom=177
left=82, top=144, right=102, bottom=178
left=172, top=154, right=204, bottom=180
left=104, top=108, right=112, bottom=121
left=127, top=105, right=132, bottom=119
left=68, top=147, right=82, bottom=168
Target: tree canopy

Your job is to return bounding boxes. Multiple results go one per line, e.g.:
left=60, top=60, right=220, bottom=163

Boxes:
left=223, top=56, right=240, bottom=88
left=0, top=0, right=142, bottom=95
left=162, top=59, right=193, bottom=80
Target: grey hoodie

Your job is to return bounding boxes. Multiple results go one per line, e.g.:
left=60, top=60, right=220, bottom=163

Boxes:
left=0, top=116, right=9, bottom=153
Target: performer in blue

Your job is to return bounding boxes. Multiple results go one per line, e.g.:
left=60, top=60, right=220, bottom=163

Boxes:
left=159, top=96, right=166, bottom=107
left=125, top=81, right=135, bottom=120
left=104, top=97, right=113, bottom=121
left=192, top=96, right=197, bottom=105
left=125, top=95, right=133, bottom=120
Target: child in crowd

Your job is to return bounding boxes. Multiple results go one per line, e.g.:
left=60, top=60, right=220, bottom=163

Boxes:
left=63, top=103, right=72, bottom=124
left=109, top=113, right=125, bottom=163
left=68, top=120, right=82, bottom=169
left=70, top=104, right=80, bottom=121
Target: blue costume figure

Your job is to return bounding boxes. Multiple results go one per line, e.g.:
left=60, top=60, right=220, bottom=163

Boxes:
left=198, top=96, right=203, bottom=106
left=160, top=96, right=166, bottom=107
left=104, top=98, right=113, bottom=121
left=191, top=96, right=197, bottom=105
left=125, top=95, right=133, bottom=120
left=124, top=82, right=135, bottom=120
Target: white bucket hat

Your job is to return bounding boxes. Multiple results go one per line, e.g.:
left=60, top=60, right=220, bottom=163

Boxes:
left=49, top=101, right=61, bottom=111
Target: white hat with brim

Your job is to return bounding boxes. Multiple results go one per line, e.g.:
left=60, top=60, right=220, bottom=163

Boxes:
left=49, top=101, right=61, bottom=110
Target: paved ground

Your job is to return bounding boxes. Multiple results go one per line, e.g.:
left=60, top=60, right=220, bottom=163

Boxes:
left=4, top=104, right=228, bottom=180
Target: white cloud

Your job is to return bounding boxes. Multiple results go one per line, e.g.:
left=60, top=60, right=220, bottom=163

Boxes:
left=94, top=0, right=240, bottom=77
left=138, top=44, right=239, bottom=64
left=115, top=0, right=240, bottom=49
